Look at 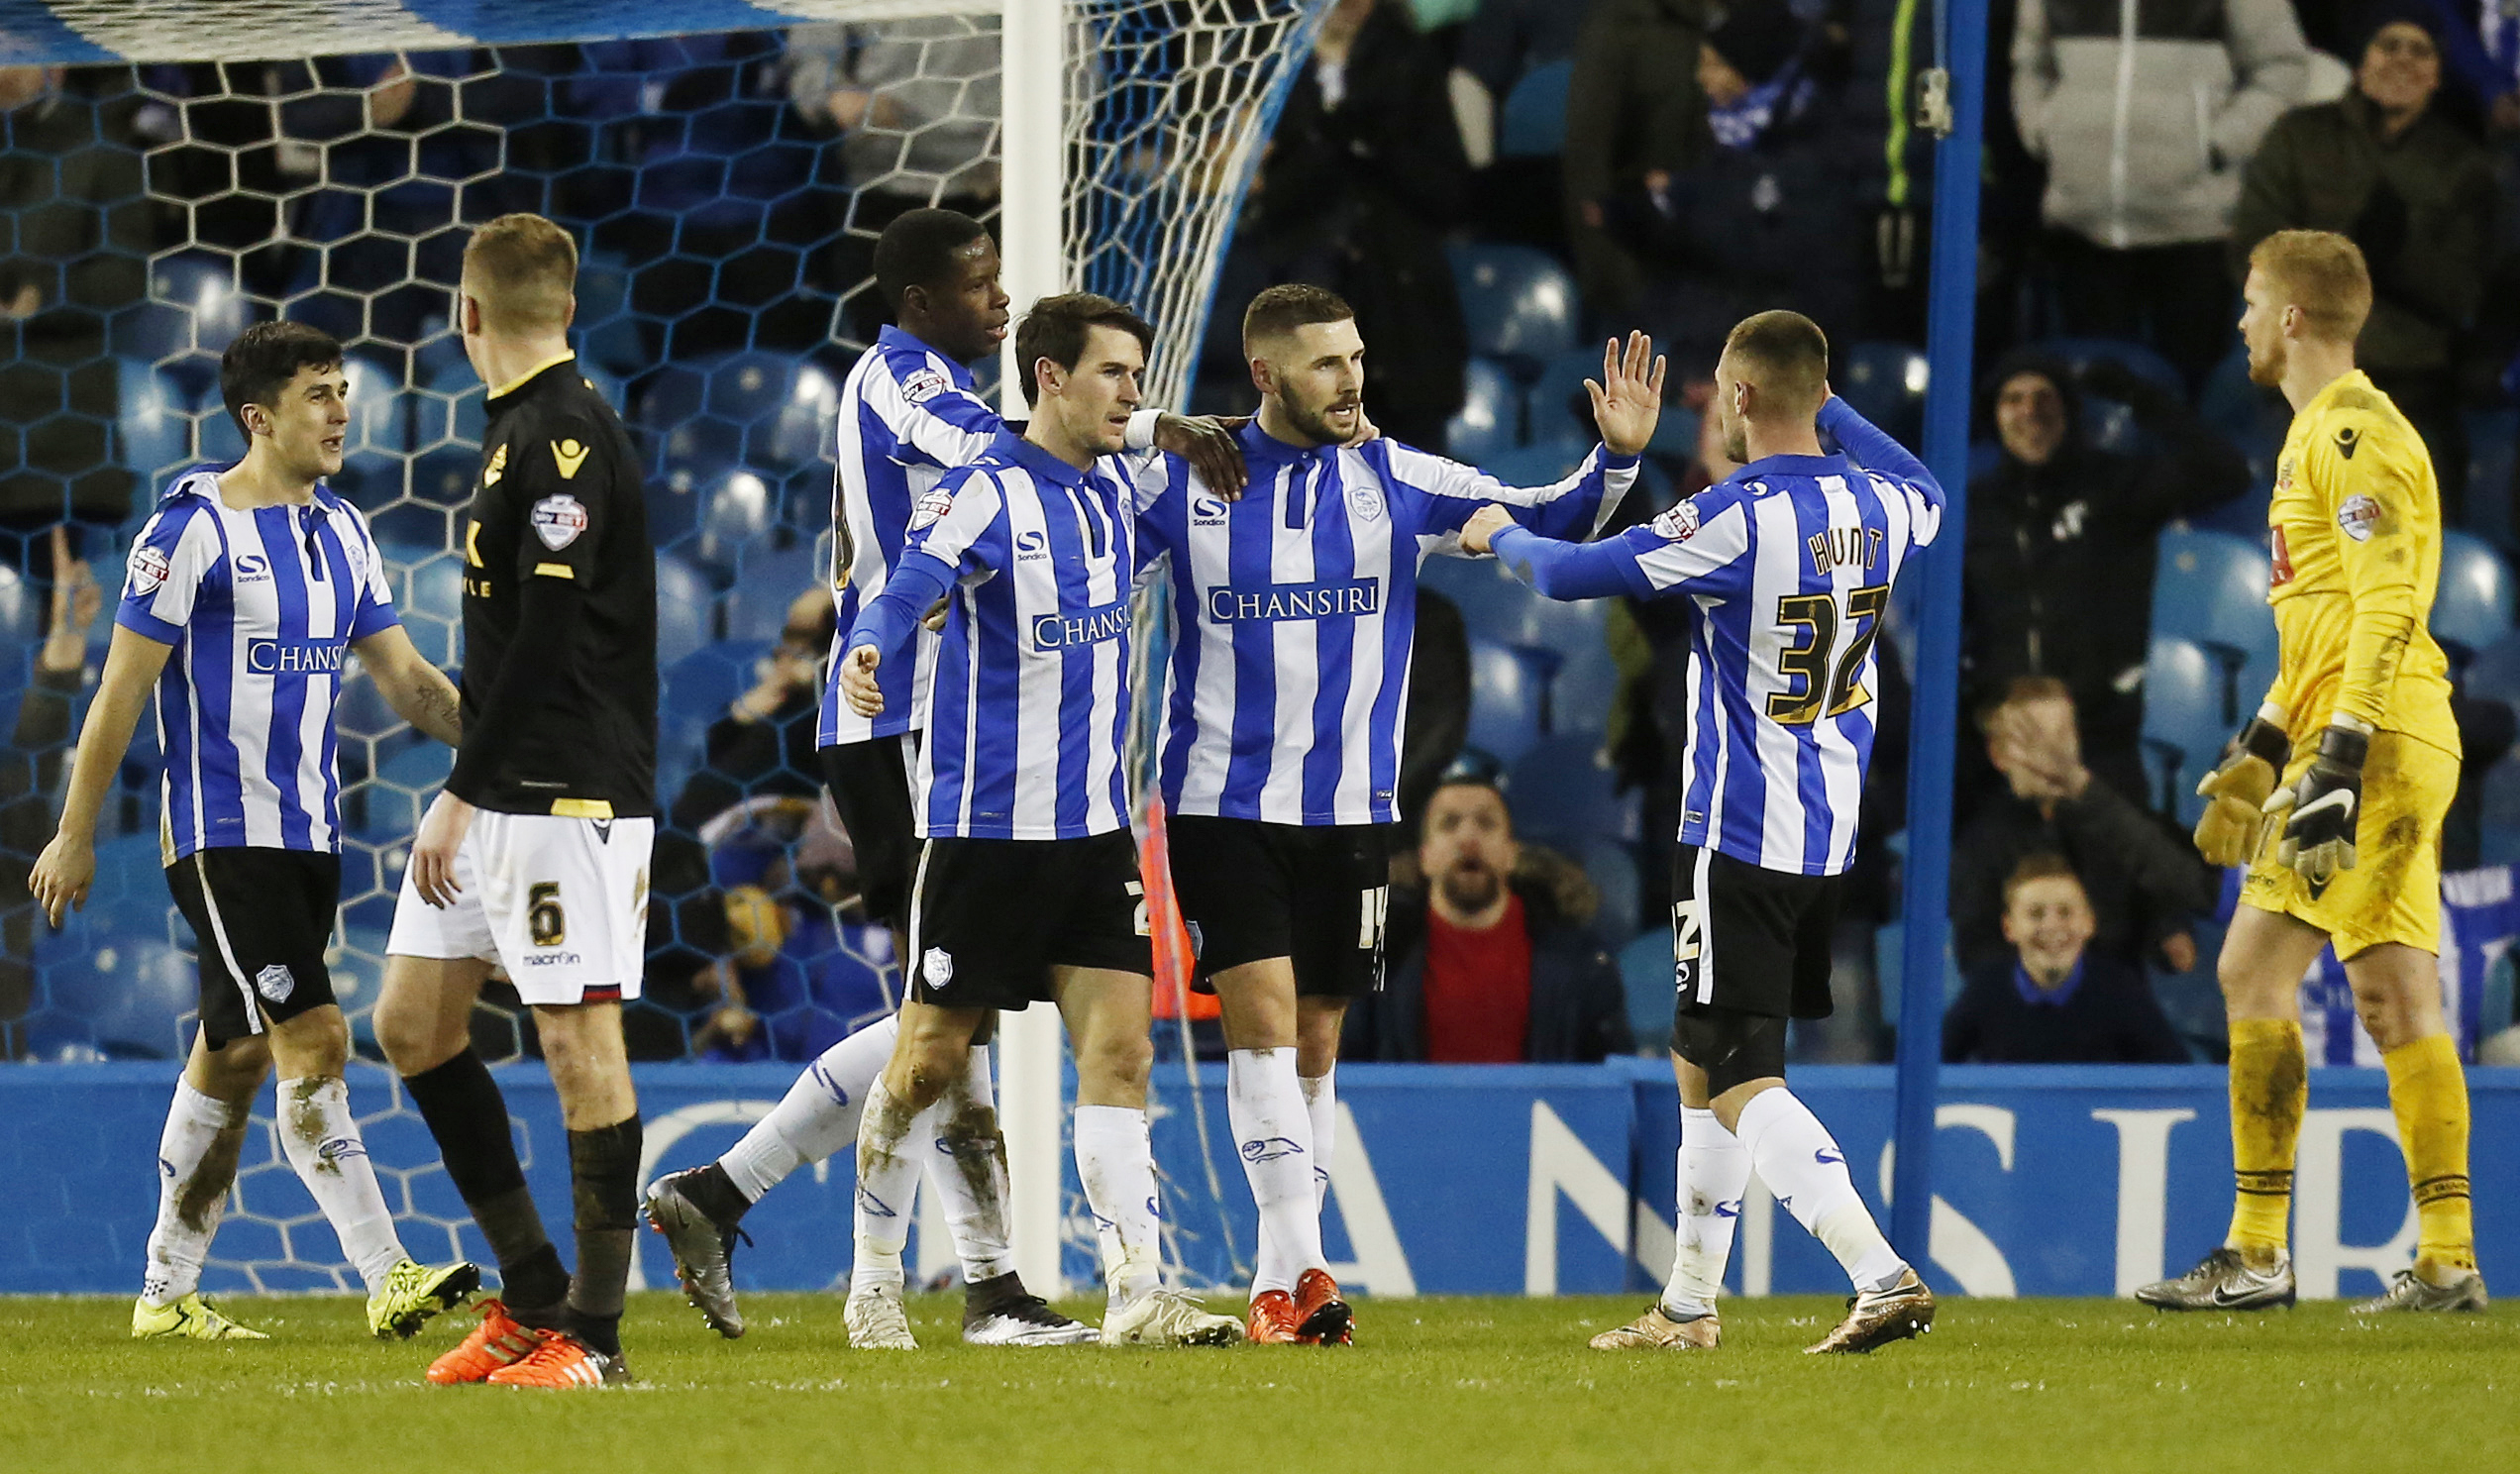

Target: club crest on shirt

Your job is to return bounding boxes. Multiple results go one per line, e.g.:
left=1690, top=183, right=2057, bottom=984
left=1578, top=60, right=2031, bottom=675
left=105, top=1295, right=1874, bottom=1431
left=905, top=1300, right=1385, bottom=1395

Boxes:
left=128, top=544, right=170, bottom=596
left=909, top=486, right=955, bottom=531
left=1651, top=501, right=1701, bottom=542
left=254, top=964, right=294, bottom=1003
left=1347, top=481, right=1383, bottom=521
left=2337, top=492, right=2381, bottom=543
left=922, top=947, right=954, bottom=989
left=900, top=368, right=950, bottom=404
left=531, top=493, right=589, bottom=551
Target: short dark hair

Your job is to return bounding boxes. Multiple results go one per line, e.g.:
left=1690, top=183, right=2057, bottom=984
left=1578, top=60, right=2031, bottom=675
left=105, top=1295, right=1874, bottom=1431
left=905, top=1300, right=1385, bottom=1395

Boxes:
left=1241, top=283, right=1354, bottom=346
left=1425, top=773, right=1512, bottom=830
left=220, top=320, right=344, bottom=441
left=874, top=208, right=993, bottom=311
left=2002, top=852, right=2085, bottom=907
left=1723, top=309, right=1830, bottom=417
left=1012, top=291, right=1154, bottom=407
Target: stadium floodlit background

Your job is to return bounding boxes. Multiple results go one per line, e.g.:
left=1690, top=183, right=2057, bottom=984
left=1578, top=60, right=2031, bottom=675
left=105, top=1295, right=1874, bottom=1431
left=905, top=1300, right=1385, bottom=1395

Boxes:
left=1, top=0, right=2518, bottom=1319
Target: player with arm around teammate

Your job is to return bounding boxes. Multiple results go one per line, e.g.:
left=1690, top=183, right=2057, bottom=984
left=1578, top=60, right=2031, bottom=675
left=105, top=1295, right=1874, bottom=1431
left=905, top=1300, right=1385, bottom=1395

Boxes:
left=833, top=293, right=1242, bottom=1350
left=640, top=208, right=1243, bottom=1346
left=2137, top=230, right=2483, bottom=1316
left=30, top=322, right=477, bottom=1342
left=1461, top=310, right=1944, bottom=1354
left=1131, top=283, right=1662, bottom=1343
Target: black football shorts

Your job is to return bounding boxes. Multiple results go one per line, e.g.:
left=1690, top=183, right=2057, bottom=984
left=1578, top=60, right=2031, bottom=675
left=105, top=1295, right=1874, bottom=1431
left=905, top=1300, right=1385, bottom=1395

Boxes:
left=1167, top=814, right=1389, bottom=999
left=906, top=830, right=1152, bottom=1009
left=165, top=846, right=343, bottom=1048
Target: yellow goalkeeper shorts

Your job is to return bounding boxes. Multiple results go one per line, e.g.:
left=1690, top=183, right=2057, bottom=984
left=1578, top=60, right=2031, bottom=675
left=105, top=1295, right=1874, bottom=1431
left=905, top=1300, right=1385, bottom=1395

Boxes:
left=2239, top=730, right=2456, bottom=959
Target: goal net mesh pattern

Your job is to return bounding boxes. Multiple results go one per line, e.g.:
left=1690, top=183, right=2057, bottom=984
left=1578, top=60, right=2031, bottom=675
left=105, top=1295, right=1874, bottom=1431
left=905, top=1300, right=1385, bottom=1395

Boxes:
left=1, top=0, right=1319, bottom=1293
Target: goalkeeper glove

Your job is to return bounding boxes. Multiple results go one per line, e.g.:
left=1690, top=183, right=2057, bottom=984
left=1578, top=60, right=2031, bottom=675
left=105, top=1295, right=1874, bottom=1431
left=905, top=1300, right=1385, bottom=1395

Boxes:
left=2266, top=725, right=2367, bottom=886
left=2192, top=717, right=2290, bottom=867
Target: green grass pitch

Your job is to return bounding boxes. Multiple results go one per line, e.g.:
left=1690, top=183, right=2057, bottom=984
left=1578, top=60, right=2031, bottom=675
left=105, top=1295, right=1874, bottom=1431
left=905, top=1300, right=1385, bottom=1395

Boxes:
left=2, top=1293, right=2512, bottom=1473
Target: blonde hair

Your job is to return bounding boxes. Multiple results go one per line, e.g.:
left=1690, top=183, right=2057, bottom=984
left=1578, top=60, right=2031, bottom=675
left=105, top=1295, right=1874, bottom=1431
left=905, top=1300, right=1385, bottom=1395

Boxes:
left=1723, top=310, right=1830, bottom=418
left=2249, top=230, right=2371, bottom=343
left=462, top=213, right=578, bottom=332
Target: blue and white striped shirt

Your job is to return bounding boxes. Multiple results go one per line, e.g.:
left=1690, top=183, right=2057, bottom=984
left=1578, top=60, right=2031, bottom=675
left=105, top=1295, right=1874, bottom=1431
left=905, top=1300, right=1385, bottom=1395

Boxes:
left=843, top=431, right=1144, bottom=841
left=818, top=325, right=1003, bottom=748
left=117, top=469, right=401, bottom=858
left=1491, top=400, right=1942, bottom=877
left=1138, top=424, right=1635, bottom=826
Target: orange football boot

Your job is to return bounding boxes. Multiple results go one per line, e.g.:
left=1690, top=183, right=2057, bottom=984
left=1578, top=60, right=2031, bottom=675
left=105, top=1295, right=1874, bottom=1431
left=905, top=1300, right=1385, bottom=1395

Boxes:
left=484, top=1327, right=625, bottom=1388
left=426, top=1299, right=543, bottom=1385
left=1293, top=1268, right=1352, bottom=1345
left=1246, top=1290, right=1302, bottom=1344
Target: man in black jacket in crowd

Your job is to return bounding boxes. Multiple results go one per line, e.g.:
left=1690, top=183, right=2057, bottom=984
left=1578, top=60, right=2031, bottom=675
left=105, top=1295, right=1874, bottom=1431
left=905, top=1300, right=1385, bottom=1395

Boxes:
left=1961, top=349, right=2249, bottom=810
left=1344, top=777, right=1631, bottom=1064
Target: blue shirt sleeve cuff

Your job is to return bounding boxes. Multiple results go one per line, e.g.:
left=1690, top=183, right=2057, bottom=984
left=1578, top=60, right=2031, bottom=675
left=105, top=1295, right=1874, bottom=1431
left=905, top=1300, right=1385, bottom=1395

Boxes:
left=115, top=605, right=183, bottom=646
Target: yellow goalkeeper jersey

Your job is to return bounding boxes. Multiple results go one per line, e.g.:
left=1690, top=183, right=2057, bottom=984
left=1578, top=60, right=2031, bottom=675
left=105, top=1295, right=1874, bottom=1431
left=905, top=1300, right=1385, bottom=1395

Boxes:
left=2262, top=370, right=2458, bottom=758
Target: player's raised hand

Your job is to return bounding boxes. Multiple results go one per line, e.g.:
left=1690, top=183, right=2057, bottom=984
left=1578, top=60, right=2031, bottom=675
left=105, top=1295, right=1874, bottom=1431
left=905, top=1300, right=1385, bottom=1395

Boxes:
left=1588, top=331, right=1667, bottom=457
left=1460, top=504, right=1515, bottom=556
left=840, top=644, right=886, bottom=718
left=28, top=831, right=95, bottom=928
left=410, top=790, right=476, bottom=909
left=1155, top=413, right=1248, bottom=498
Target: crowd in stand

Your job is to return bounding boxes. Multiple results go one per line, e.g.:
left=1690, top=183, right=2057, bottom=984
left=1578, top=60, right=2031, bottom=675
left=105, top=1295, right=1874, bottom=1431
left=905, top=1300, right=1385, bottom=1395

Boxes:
left=7, top=0, right=2520, bottom=1066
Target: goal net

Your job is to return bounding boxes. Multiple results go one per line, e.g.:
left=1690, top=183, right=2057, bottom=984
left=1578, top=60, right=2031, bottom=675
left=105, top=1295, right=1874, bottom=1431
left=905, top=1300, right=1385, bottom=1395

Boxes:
left=2, top=0, right=1321, bottom=1294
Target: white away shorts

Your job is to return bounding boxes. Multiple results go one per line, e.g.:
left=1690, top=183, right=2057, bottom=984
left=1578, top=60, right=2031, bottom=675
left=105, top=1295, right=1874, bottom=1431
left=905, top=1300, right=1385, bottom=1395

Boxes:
left=386, top=810, right=653, bottom=1004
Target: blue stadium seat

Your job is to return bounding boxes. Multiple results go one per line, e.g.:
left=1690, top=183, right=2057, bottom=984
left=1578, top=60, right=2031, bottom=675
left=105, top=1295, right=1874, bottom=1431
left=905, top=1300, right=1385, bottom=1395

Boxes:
left=1523, top=347, right=1604, bottom=450
left=2434, top=529, right=2514, bottom=669
left=335, top=354, right=413, bottom=504
left=1420, top=551, right=1540, bottom=647
left=1466, top=635, right=1543, bottom=766
left=28, top=834, right=192, bottom=1060
left=657, top=553, right=714, bottom=667
left=2462, top=629, right=2520, bottom=705
left=1618, top=930, right=1676, bottom=1053
left=1480, top=441, right=1590, bottom=492
left=1580, top=838, right=1641, bottom=949
left=695, top=468, right=780, bottom=570
left=723, top=543, right=821, bottom=643
left=1448, top=243, right=1579, bottom=368
left=2141, top=636, right=2229, bottom=824
left=1835, top=342, right=1928, bottom=445
left=1446, top=357, right=1521, bottom=465
left=116, top=359, right=191, bottom=493
left=380, top=544, right=465, bottom=668
left=1502, top=734, right=1624, bottom=851
left=1498, top=58, right=1572, bottom=158
left=2152, top=526, right=2277, bottom=725
left=130, top=256, right=257, bottom=394
left=1546, top=630, right=1622, bottom=738
left=2469, top=410, right=2516, bottom=548
left=2200, top=347, right=2283, bottom=444
left=2036, top=337, right=2186, bottom=400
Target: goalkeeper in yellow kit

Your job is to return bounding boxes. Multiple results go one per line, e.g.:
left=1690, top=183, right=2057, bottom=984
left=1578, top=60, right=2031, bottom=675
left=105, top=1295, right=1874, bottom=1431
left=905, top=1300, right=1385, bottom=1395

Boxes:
left=2136, top=231, right=2483, bottom=1315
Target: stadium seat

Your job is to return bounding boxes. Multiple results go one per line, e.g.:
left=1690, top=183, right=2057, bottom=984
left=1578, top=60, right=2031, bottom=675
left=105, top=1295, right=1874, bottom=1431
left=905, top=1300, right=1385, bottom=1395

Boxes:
left=695, top=468, right=780, bottom=570
left=1835, top=342, right=1928, bottom=445
left=1480, top=441, right=1591, bottom=492
left=1420, top=550, right=1541, bottom=647
left=2469, top=410, right=2517, bottom=548
left=130, top=256, right=255, bottom=394
left=1498, top=58, right=1572, bottom=158
left=1466, top=635, right=1543, bottom=766
left=28, top=833, right=192, bottom=1060
left=2434, top=529, right=2513, bottom=669
left=1546, top=631, right=1622, bottom=738
left=380, top=544, right=466, bottom=668
left=1446, top=357, right=1521, bottom=465
left=2462, top=629, right=2520, bottom=705
left=660, top=640, right=762, bottom=800
left=1523, top=347, right=1603, bottom=450
left=1579, top=838, right=1641, bottom=949
left=1501, top=734, right=1625, bottom=851
left=2036, top=337, right=2186, bottom=400
left=2141, top=636, right=2229, bottom=824
left=2152, top=526, right=2277, bottom=723
left=1448, top=243, right=1579, bottom=368
left=116, top=359, right=191, bottom=494
left=335, top=354, right=413, bottom=504
left=657, top=553, right=714, bottom=666
left=722, top=542, right=822, bottom=642
left=1618, top=931, right=1676, bottom=1049
left=2200, top=347, right=2284, bottom=444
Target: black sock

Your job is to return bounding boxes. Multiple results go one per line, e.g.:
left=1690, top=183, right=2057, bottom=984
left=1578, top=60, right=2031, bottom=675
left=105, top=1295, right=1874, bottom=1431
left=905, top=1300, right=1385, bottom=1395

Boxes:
left=404, top=1050, right=569, bottom=1310
left=682, top=1162, right=752, bottom=1228
left=566, top=1116, right=642, bottom=1359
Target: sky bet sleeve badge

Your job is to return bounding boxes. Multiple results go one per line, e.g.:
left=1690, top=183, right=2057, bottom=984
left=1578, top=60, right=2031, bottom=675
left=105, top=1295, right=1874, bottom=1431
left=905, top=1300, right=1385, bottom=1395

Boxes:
left=532, top=493, right=590, bottom=551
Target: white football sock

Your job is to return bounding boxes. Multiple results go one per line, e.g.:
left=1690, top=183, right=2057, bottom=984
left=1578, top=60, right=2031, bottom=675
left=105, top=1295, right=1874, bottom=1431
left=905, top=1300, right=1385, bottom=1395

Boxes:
left=929, top=1044, right=1016, bottom=1284
left=1661, top=1106, right=1750, bottom=1318
left=851, top=1076, right=926, bottom=1291
left=1073, top=1104, right=1163, bottom=1304
left=274, top=1076, right=406, bottom=1292
left=721, top=1014, right=899, bottom=1201
left=1302, top=1066, right=1336, bottom=1211
left=1230, top=1048, right=1321, bottom=1297
left=1734, top=1087, right=1906, bottom=1294
left=142, top=1081, right=249, bottom=1306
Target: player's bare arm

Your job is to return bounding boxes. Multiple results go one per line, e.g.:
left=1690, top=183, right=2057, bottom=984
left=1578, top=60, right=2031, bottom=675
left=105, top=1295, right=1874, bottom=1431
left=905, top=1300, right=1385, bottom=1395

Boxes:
left=353, top=625, right=463, bottom=747
left=29, top=626, right=173, bottom=926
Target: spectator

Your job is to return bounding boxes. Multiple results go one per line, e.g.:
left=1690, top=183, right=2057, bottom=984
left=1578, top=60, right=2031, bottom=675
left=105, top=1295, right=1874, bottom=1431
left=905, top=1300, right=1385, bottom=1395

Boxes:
left=1950, top=678, right=2217, bottom=980
left=0, top=530, right=96, bottom=1055
left=1243, top=0, right=1471, bottom=450
left=686, top=794, right=896, bottom=1063
left=1455, top=0, right=1596, bottom=245
left=1344, top=776, right=1632, bottom=1063
left=2, top=64, right=153, bottom=568
left=2231, top=4, right=2499, bottom=526
left=2013, top=0, right=2310, bottom=389
left=1564, top=0, right=1706, bottom=321
left=1961, top=348, right=2250, bottom=805
left=1620, top=0, right=1869, bottom=369
left=667, top=586, right=835, bottom=831
left=1942, top=854, right=2191, bottom=1063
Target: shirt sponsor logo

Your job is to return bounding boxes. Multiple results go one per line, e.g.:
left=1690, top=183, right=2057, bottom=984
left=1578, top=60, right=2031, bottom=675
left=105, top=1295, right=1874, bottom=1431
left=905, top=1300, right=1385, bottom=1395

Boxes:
left=531, top=493, right=589, bottom=551
left=1205, top=578, right=1381, bottom=624
left=1031, top=597, right=1133, bottom=649
left=1191, top=495, right=1229, bottom=524
left=254, top=964, right=294, bottom=1003
left=128, top=544, right=170, bottom=597
left=900, top=368, right=950, bottom=404
left=2338, top=493, right=2380, bottom=543
left=551, top=438, right=590, bottom=480
left=246, top=637, right=348, bottom=676
left=1015, top=529, right=1049, bottom=562
left=1652, top=501, right=1701, bottom=541
left=909, top=486, right=954, bottom=531
left=233, top=553, right=270, bottom=582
